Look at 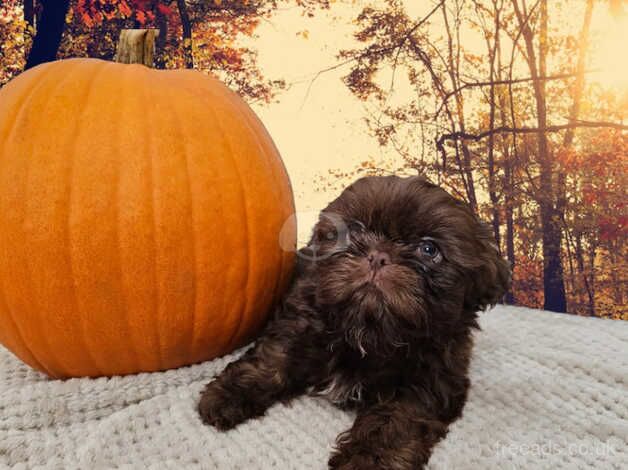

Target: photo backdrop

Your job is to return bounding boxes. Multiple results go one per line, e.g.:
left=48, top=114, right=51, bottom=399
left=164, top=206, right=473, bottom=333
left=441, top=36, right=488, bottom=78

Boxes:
left=1, top=0, right=626, bottom=318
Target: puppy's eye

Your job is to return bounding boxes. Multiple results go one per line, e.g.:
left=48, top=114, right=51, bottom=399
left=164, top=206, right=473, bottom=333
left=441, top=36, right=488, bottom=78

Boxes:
left=325, top=231, right=336, bottom=240
left=417, top=240, right=441, bottom=262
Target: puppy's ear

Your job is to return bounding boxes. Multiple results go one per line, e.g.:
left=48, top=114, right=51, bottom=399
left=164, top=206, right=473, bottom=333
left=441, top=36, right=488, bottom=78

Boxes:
left=464, top=223, right=511, bottom=311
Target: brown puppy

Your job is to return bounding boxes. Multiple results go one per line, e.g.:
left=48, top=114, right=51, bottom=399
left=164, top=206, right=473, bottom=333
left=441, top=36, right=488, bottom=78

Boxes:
left=199, top=175, right=510, bottom=469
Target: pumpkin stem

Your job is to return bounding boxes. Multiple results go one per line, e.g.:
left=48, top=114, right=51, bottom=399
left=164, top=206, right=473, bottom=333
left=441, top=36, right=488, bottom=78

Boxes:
left=114, top=29, right=159, bottom=67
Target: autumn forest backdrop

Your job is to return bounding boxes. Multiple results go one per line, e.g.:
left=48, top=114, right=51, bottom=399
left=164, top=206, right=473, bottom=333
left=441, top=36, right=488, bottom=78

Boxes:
left=0, top=0, right=626, bottom=318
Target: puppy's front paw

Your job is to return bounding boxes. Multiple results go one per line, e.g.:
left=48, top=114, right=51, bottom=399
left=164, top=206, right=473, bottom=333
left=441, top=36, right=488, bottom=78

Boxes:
left=329, top=443, right=425, bottom=470
left=328, top=449, right=382, bottom=470
left=198, top=380, right=261, bottom=430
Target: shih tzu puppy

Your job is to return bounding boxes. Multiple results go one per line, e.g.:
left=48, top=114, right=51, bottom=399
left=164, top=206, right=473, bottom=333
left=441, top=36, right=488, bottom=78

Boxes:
left=198, top=175, right=510, bottom=469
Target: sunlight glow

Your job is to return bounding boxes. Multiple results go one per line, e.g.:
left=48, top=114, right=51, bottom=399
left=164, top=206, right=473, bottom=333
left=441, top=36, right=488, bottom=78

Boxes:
left=591, top=11, right=628, bottom=90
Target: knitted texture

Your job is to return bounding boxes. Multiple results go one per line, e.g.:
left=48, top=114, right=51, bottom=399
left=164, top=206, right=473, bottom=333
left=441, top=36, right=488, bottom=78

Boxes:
left=0, top=305, right=626, bottom=469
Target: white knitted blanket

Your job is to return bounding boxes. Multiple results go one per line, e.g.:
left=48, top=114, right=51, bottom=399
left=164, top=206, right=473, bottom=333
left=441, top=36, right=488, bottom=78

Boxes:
left=0, top=305, right=626, bottom=469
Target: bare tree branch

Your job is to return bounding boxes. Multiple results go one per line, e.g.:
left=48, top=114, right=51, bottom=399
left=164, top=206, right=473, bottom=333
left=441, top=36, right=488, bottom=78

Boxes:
left=389, top=0, right=446, bottom=92
left=300, top=1, right=444, bottom=107
left=435, top=71, right=596, bottom=118
left=436, top=120, right=628, bottom=160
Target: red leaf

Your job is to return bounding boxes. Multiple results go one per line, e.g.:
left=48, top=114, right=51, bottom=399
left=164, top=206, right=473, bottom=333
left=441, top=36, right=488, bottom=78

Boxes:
left=136, top=10, right=146, bottom=25
left=81, top=12, right=94, bottom=27
left=156, top=4, right=172, bottom=15
left=119, top=1, right=132, bottom=17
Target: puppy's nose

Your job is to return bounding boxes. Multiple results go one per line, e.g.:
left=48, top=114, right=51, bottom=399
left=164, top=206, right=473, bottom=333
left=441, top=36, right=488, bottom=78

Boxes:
left=367, top=250, right=391, bottom=270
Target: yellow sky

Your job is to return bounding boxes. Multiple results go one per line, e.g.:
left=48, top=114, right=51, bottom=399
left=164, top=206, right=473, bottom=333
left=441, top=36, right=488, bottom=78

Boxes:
left=250, top=3, right=380, bottom=221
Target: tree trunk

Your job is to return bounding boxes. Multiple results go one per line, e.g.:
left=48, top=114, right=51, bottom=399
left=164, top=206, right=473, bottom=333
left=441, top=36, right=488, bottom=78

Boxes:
left=512, top=0, right=567, bottom=312
left=24, top=0, right=70, bottom=70
left=556, top=0, right=594, bottom=220
left=441, top=3, right=478, bottom=213
left=587, top=242, right=596, bottom=316
left=538, top=0, right=567, bottom=312
left=504, top=181, right=516, bottom=304
left=115, top=29, right=159, bottom=67
left=155, top=8, right=169, bottom=69
left=23, top=0, right=35, bottom=63
left=574, top=232, right=594, bottom=315
left=176, top=0, right=194, bottom=69
left=499, top=93, right=516, bottom=304
left=608, top=241, right=623, bottom=307
left=563, top=226, right=578, bottom=307
left=486, top=0, right=501, bottom=248
left=24, top=0, right=35, bottom=28
left=495, top=8, right=516, bottom=304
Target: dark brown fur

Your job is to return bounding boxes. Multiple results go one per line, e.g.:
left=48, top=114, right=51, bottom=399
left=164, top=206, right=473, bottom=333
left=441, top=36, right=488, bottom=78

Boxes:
left=199, top=175, right=510, bottom=469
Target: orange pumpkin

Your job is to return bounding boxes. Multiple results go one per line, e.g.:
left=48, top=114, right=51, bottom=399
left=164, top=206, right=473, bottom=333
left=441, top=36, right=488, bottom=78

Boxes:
left=0, top=58, right=296, bottom=379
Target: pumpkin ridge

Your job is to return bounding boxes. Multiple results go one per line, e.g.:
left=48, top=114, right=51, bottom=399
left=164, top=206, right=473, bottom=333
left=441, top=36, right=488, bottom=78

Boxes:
left=199, top=82, right=252, bottom=351
left=0, top=65, right=54, bottom=375
left=224, top=93, right=287, bottom=335
left=67, top=60, right=117, bottom=376
left=15, top=64, right=81, bottom=377
left=174, top=73, right=232, bottom=359
left=159, top=71, right=198, bottom=364
left=173, top=77, right=238, bottom=355
left=234, top=87, right=296, bottom=332
left=248, top=117, right=297, bottom=306
left=112, top=62, right=140, bottom=373
left=0, top=290, right=46, bottom=374
left=141, top=66, right=164, bottom=371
